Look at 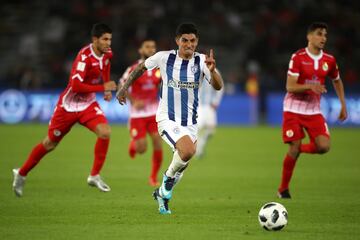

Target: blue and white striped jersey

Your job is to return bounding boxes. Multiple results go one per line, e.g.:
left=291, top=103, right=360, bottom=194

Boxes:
left=145, top=50, right=211, bottom=126
left=199, top=69, right=224, bottom=107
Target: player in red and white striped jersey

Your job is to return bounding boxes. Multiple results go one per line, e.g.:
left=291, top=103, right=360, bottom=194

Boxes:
left=119, top=39, right=163, bottom=186
left=12, top=23, right=117, bottom=197
left=278, top=22, right=348, bottom=198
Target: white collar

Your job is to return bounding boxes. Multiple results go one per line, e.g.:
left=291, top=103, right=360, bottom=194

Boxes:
left=90, top=44, right=103, bottom=60
left=305, top=47, right=323, bottom=61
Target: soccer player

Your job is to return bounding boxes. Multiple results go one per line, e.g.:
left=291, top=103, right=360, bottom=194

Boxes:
left=12, top=23, right=117, bottom=197
left=119, top=39, right=163, bottom=186
left=278, top=22, right=348, bottom=199
left=116, top=23, right=223, bottom=214
left=195, top=69, right=224, bottom=158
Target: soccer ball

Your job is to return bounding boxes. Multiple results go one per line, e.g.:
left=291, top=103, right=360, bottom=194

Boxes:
left=258, top=202, right=288, bottom=231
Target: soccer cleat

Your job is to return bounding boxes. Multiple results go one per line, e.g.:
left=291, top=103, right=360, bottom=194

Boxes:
left=153, top=188, right=171, bottom=214
left=87, top=175, right=111, bottom=192
left=159, top=174, right=175, bottom=200
left=277, top=189, right=291, bottom=199
left=12, top=168, right=26, bottom=197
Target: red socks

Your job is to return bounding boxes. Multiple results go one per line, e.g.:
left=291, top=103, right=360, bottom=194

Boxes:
left=19, top=143, right=48, bottom=176
left=90, top=138, right=110, bottom=176
left=128, top=139, right=136, bottom=159
left=278, top=154, right=297, bottom=192
left=150, top=150, right=163, bottom=182
left=300, top=142, right=317, bottom=153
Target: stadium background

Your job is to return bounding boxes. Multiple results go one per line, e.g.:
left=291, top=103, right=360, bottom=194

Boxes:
left=0, top=0, right=359, bottom=126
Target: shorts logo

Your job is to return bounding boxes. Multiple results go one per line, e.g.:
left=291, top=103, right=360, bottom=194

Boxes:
left=173, top=126, right=180, bottom=134
left=286, top=129, right=294, bottom=137
left=54, top=130, right=61, bottom=137
left=131, top=128, right=138, bottom=137
left=94, top=107, right=104, bottom=115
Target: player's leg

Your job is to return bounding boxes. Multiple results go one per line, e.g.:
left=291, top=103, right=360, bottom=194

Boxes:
left=13, top=106, right=75, bottom=197
left=128, top=117, right=148, bottom=159
left=148, top=116, right=163, bottom=186
left=80, top=103, right=111, bottom=192
left=153, top=120, right=197, bottom=214
left=278, top=112, right=304, bottom=199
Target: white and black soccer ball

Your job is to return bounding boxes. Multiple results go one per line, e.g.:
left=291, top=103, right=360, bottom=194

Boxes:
left=258, top=202, right=288, bottom=231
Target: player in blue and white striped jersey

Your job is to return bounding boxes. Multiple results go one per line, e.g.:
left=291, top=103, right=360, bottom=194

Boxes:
left=196, top=69, right=224, bottom=158
left=117, top=23, right=223, bottom=214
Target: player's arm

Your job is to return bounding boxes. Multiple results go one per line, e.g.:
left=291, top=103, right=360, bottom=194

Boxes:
left=332, top=78, right=347, bottom=121
left=116, top=62, right=147, bottom=105
left=286, top=75, right=326, bottom=94
left=205, top=49, right=223, bottom=90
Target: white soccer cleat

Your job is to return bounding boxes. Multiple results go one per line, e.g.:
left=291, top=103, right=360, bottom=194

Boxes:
left=12, top=168, right=26, bottom=197
left=87, top=175, right=111, bottom=192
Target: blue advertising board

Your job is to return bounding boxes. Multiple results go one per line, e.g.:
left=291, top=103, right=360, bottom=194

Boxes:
left=0, top=89, right=258, bottom=125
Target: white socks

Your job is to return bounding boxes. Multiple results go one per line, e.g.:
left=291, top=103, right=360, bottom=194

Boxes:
left=165, top=150, right=187, bottom=178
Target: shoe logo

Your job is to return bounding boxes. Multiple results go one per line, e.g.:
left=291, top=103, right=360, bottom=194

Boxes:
left=286, top=130, right=294, bottom=137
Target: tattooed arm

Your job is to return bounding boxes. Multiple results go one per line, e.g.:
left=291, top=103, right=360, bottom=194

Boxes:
left=116, top=62, right=147, bottom=105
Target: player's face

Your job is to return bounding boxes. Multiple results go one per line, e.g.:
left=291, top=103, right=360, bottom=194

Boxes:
left=93, top=33, right=112, bottom=54
left=308, top=28, right=327, bottom=50
left=139, top=40, right=156, bottom=59
left=176, top=34, right=198, bottom=59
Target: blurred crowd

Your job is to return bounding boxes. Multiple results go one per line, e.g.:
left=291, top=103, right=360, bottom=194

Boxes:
left=0, top=0, right=359, bottom=99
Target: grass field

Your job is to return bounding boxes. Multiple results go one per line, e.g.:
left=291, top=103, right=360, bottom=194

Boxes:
left=0, top=124, right=359, bottom=240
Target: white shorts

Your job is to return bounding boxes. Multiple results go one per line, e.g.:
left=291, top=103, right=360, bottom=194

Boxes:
left=157, top=119, right=198, bottom=151
left=197, top=105, right=217, bottom=129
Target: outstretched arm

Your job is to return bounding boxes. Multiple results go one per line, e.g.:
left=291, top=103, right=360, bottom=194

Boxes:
left=116, top=62, right=147, bottom=105
left=332, top=78, right=347, bottom=121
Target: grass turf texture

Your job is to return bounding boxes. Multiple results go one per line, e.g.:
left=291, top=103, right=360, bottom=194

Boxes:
left=0, top=124, right=359, bottom=240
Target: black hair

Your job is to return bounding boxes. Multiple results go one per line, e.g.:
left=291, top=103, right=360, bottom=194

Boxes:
left=91, top=23, right=112, bottom=38
left=175, top=23, right=198, bottom=37
left=307, top=22, right=328, bottom=34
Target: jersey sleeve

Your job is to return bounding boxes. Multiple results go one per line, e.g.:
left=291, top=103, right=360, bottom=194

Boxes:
left=328, top=57, right=340, bottom=80
left=200, top=54, right=211, bottom=83
left=287, top=53, right=301, bottom=77
left=70, top=53, right=88, bottom=82
left=211, top=69, right=224, bottom=106
left=144, top=51, right=162, bottom=70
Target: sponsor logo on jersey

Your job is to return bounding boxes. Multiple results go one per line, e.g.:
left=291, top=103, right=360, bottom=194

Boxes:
left=322, top=62, right=328, bottom=71
left=286, top=130, right=294, bottom=137
left=302, top=61, right=312, bottom=65
left=168, top=79, right=199, bottom=89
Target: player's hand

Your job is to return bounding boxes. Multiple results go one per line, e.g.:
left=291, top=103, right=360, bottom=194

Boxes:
left=310, top=84, right=327, bottom=94
left=205, top=49, right=216, bottom=72
left=338, top=106, right=348, bottom=122
left=103, top=91, right=112, bottom=102
left=104, top=81, right=117, bottom=91
left=116, top=87, right=127, bottom=105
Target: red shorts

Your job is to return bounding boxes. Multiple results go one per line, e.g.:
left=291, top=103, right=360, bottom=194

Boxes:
left=48, top=102, right=108, bottom=142
left=282, top=111, right=330, bottom=143
left=129, top=115, right=158, bottom=140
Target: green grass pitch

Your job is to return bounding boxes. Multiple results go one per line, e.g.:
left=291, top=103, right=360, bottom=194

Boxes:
left=0, top=124, right=359, bottom=240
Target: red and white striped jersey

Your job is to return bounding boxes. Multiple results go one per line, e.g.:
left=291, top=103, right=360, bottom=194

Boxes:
left=58, top=44, right=112, bottom=112
left=120, top=60, right=161, bottom=118
left=284, top=47, right=340, bottom=115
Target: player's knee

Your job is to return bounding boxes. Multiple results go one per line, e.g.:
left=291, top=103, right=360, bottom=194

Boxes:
left=137, top=143, right=147, bottom=154
left=42, top=138, right=58, bottom=151
left=317, top=144, right=330, bottom=154
left=180, top=146, right=196, bottom=161
left=97, top=126, right=111, bottom=139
